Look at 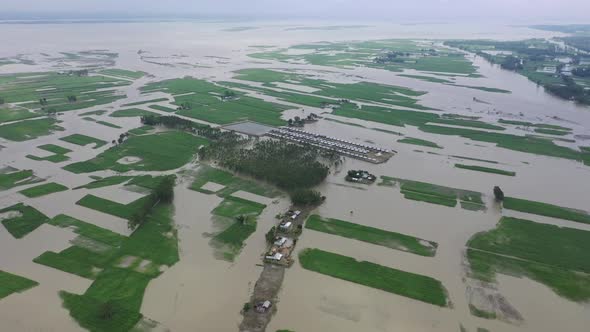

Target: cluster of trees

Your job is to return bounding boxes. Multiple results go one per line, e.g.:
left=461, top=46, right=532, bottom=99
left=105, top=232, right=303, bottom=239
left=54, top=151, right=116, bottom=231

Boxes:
left=289, top=189, right=325, bottom=206
left=561, top=36, right=590, bottom=53
left=73, top=69, right=89, bottom=77
left=141, top=114, right=242, bottom=142
left=112, top=132, right=130, bottom=145
left=141, top=114, right=329, bottom=207
left=500, top=55, right=524, bottom=71
left=374, top=51, right=409, bottom=64
left=374, top=49, right=437, bottom=64
left=493, top=186, right=504, bottom=202
left=128, top=175, right=176, bottom=230
left=177, top=102, right=191, bottom=110
left=449, top=40, right=564, bottom=57
left=67, top=95, right=77, bottom=103
left=545, top=76, right=590, bottom=105
left=287, top=113, right=319, bottom=127
left=0, top=97, right=4, bottom=104
left=39, top=98, right=48, bottom=106
left=265, top=226, right=276, bottom=243
left=200, top=140, right=329, bottom=190
left=572, top=67, right=590, bottom=77
left=222, top=90, right=237, bottom=100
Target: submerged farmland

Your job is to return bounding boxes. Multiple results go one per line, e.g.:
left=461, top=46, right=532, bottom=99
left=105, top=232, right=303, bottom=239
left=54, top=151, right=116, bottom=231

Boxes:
left=0, top=23, right=590, bottom=332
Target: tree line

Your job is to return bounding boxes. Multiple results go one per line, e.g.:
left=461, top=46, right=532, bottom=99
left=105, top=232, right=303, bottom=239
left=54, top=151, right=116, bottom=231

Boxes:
left=127, top=175, right=176, bottom=230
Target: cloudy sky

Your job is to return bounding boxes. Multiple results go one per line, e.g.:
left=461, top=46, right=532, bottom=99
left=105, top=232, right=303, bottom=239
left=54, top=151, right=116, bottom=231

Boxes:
left=3, top=0, right=590, bottom=22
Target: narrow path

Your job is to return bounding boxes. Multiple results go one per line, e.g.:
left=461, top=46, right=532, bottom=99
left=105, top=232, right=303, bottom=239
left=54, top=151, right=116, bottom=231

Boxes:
left=238, top=205, right=315, bottom=332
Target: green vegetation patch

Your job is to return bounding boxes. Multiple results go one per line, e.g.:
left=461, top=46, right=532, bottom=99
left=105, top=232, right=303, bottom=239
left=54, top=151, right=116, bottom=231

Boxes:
left=0, top=203, right=49, bottom=238
left=467, top=248, right=590, bottom=302
left=58, top=202, right=178, bottom=331
left=64, top=131, right=208, bottom=173
left=211, top=196, right=266, bottom=219
left=451, top=155, right=499, bottom=164
left=468, top=217, right=590, bottom=274
left=121, top=98, right=168, bottom=107
left=26, top=144, right=72, bottom=163
left=38, top=143, right=72, bottom=155
left=0, top=118, right=64, bottom=141
left=498, top=119, right=572, bottom=131
left=128, top=125, right=153, bottom=135
left=34, top=248, right=108, bottom=279
left=210, top=196, right=266, bottom=261
left=49, top=215, right=126, bottom=247
left=455, top=164, right=515, bottom=176
left=0, top=270, right=39, bottom=299
left=305, top=215, right=437, bottom=256
left=534, top=128, right=570, bottom=136
left=332, top=104, right=590, bottom=165
left=96, top=120, right=122, bottom=129
left=466, top=217, right=590, bottom=301
left=75, top=176, right=132, bottom=189
left=402, top=190, right=457, bottom=207
left=248, top=40, right=478, bottom=76
left=503, top=197, right=590, bottom=224
left=126, top=175, right=170, bottom=190
left=148, top=104, right=176, bottom=113
left=398, top=137, right=442, bottom=149
left=80, top=110, right=107, bottom=116
left=19, top=182, right=68, bottom=198
left=110, top=108, right=158, bottom=118
left=211, top=218, right=257, bottom=262
left=0, top=72, right=131, bottom=113
left=232, top=68, right=427, bottom=110
left=142, top=77, right=292, bottom=126
left=199, top=140, right=328, bottom=191
left=99, top=69, right=145, bottom=80
left=190, top=165, right=281, bottom=198
left=453, top=85, right=511, bottom=93
left=398, top=74, right=453, bottom=83
left=0, top=107, right=41, bottom=124
left=299, top=248, right=448, bottom=306
left=76, top=194, right=153, bottom=219
left=60, top=134, right=107, bottom=149
left=0, top=169, right=44, bottom=190
left=379, top=176, right=484, bottom=210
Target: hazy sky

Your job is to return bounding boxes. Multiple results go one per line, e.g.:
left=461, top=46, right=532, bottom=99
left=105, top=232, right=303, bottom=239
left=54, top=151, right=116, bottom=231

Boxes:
left=3, top=0, right=590, bottom=21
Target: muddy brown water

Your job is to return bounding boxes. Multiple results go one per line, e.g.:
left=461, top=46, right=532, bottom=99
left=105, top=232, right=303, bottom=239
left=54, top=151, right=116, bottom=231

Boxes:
left=0, top=21, right=589, bottom=332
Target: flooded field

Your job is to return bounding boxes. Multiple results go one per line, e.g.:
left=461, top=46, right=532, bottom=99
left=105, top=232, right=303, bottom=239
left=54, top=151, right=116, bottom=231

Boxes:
left=1, top=20, right=589, bottom=332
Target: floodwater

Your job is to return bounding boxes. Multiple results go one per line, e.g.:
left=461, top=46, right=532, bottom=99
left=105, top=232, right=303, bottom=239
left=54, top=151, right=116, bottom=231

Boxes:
left=0, top=20, right=589, bottom=332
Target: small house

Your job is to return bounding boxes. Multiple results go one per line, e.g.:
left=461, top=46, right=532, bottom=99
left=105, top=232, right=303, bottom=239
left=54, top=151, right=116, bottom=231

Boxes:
left=274, top=237, right=287, bottom=246
left=265, top=253, right=283, bottom=261
left=256, top=300, right=272, bottom=313
left=279, top=221, right=292, bottom=231
left=290, top=210, right=302, bottom=220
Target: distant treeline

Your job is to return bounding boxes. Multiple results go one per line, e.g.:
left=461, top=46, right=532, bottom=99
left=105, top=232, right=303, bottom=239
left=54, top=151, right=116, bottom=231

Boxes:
left=560, top=36, right=590, bottom=53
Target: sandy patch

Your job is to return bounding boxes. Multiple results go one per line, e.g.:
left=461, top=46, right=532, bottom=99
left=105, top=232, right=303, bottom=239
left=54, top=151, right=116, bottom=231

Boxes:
left=136, top=259, right=154, bottom=273
left=0, top=211, right=22, bottom=221
left=70, top=236, right=113, bottom=253
left=201, top=181, right=225, bottom=192
left=117, top=156, right=142, bottom=165
left=117, top=255, right=139, bottom=268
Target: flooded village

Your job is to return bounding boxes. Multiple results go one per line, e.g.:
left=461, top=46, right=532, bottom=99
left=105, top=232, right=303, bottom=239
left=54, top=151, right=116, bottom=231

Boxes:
left=1, top=18, right=590, bottom=332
